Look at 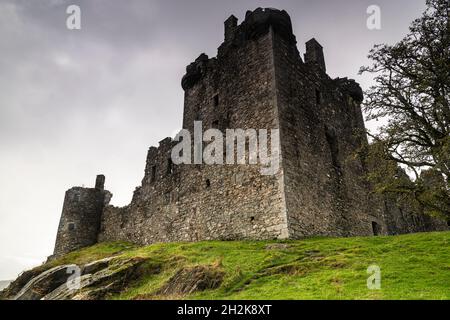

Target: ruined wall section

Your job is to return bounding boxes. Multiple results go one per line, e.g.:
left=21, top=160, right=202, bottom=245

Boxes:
left=378, top=169, right=449, bottom=235
left=98, top=11, right=290, bottom=245
left=382, top=195, right=448, bottom=235
left=271, top=31, right=386, bottom=238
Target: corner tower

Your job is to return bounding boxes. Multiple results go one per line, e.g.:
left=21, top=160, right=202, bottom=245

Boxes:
left=53, top=175, right=111, bottom=257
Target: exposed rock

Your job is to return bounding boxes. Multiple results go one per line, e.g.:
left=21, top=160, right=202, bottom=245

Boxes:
left=156, top=265, right=224, bottom=296
left=14, top=265, right=77, bottom=300
left=81, top=257, right=115, bottom=275
left=42, top=274, right=96, bottom=300
left=0, top=267, right=47, bottom=299
left=1, top=256, right=158, bottom=301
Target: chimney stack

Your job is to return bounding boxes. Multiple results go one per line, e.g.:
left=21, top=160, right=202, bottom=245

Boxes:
left=304, top=38, right=326, bottom=72
left=95, top=175, right=105, bottom=190
left=224, top=15, right=238, bottom=42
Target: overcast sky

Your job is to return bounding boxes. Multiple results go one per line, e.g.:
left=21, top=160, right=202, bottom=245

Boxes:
left=0, top=0, right=426, bottom=280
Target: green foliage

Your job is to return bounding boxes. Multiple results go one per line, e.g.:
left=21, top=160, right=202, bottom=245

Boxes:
left=360, top=0, right=450, bottom=219
left=46, top=242, right=135, bottom=269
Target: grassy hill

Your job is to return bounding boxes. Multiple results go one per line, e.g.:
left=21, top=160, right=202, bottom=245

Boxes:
left=5, top=232, right=450, bottom=300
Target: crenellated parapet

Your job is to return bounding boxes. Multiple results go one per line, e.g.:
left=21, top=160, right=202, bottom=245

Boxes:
left=239, top=8, right=296, bottom=45
left=182, top=8, right=297, bottom=91
left=181, top=53, right=210, bottom=91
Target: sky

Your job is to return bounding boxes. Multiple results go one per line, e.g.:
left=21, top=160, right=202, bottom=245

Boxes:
left=0, top=0, right=427, bottom=280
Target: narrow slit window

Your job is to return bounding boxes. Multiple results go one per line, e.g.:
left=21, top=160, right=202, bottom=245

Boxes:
left=167, top=158, right=173, bottom=175
left=213, top=94, right=219, bottom=107
left=151, top=165, right=156, bottom=182
left=325, top=126, right=340, bottom=169
left=315, top=89, right=321, bottom=105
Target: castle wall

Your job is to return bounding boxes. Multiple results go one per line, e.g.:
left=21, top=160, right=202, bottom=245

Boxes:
left=98, top=26, right=289, bottom=245
left=97, top=8, right=390, bottom=246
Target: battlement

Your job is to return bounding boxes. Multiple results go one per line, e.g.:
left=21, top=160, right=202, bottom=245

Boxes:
left=237, top=8, right=296, bottom=45
left=181, top=53, right=210, bottom=90
left=334, top=78, right=364, bottom=103
left=182, top=7, right=297, bottom=91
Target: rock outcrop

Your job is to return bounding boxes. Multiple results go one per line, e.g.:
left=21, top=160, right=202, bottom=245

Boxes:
left=1, top=257, right=154, bottom=300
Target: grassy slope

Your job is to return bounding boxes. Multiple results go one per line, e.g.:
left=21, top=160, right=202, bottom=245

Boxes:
left=48, top=231, right=450, bottom=300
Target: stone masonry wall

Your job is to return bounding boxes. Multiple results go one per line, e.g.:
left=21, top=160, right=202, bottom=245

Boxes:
left=53, top=176, right=111, bottom=257
left=98, top=14, right=289, bottom=245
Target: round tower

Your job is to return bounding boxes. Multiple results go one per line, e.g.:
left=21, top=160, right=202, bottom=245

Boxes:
left=53, top=175, right=111, bottom=257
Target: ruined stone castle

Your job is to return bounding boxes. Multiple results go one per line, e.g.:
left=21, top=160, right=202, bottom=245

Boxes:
left=52, top=8, right=448, bottom=257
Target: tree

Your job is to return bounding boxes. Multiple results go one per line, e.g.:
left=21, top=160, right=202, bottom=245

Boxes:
left=360, top=0, right=450, bottom=219
left=362, top=141, right=450, bottom=219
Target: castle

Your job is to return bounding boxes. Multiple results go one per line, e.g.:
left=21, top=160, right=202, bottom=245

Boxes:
left=52, top=8, right=448, bottom=257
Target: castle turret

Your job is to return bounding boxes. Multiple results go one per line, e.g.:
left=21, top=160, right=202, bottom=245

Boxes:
left=52, top=175, right=111, bottom=258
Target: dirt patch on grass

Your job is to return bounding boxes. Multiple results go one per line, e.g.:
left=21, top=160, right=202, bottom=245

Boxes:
left=264, top=263, right=308, bottom=276
left=265, top=244, right=292, bottom=251
left=328, top=261, right=348, bottom=269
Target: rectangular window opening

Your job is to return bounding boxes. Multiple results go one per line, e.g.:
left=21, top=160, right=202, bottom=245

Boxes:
left=315, top=89, right=321, bottom=105
left=151, top=165, right=156, bottom=182
left=372, top=221, right=380, bottom=236
left=167, top=158, right=173, bottom=175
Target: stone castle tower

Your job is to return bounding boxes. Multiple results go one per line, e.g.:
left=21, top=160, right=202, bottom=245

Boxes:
left=52, top=8, right=447, bottom=257
left=53, top=175, right=111, bottom=257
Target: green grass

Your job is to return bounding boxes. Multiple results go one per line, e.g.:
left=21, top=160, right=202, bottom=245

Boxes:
left=47, top=232, right=450, bottom=300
